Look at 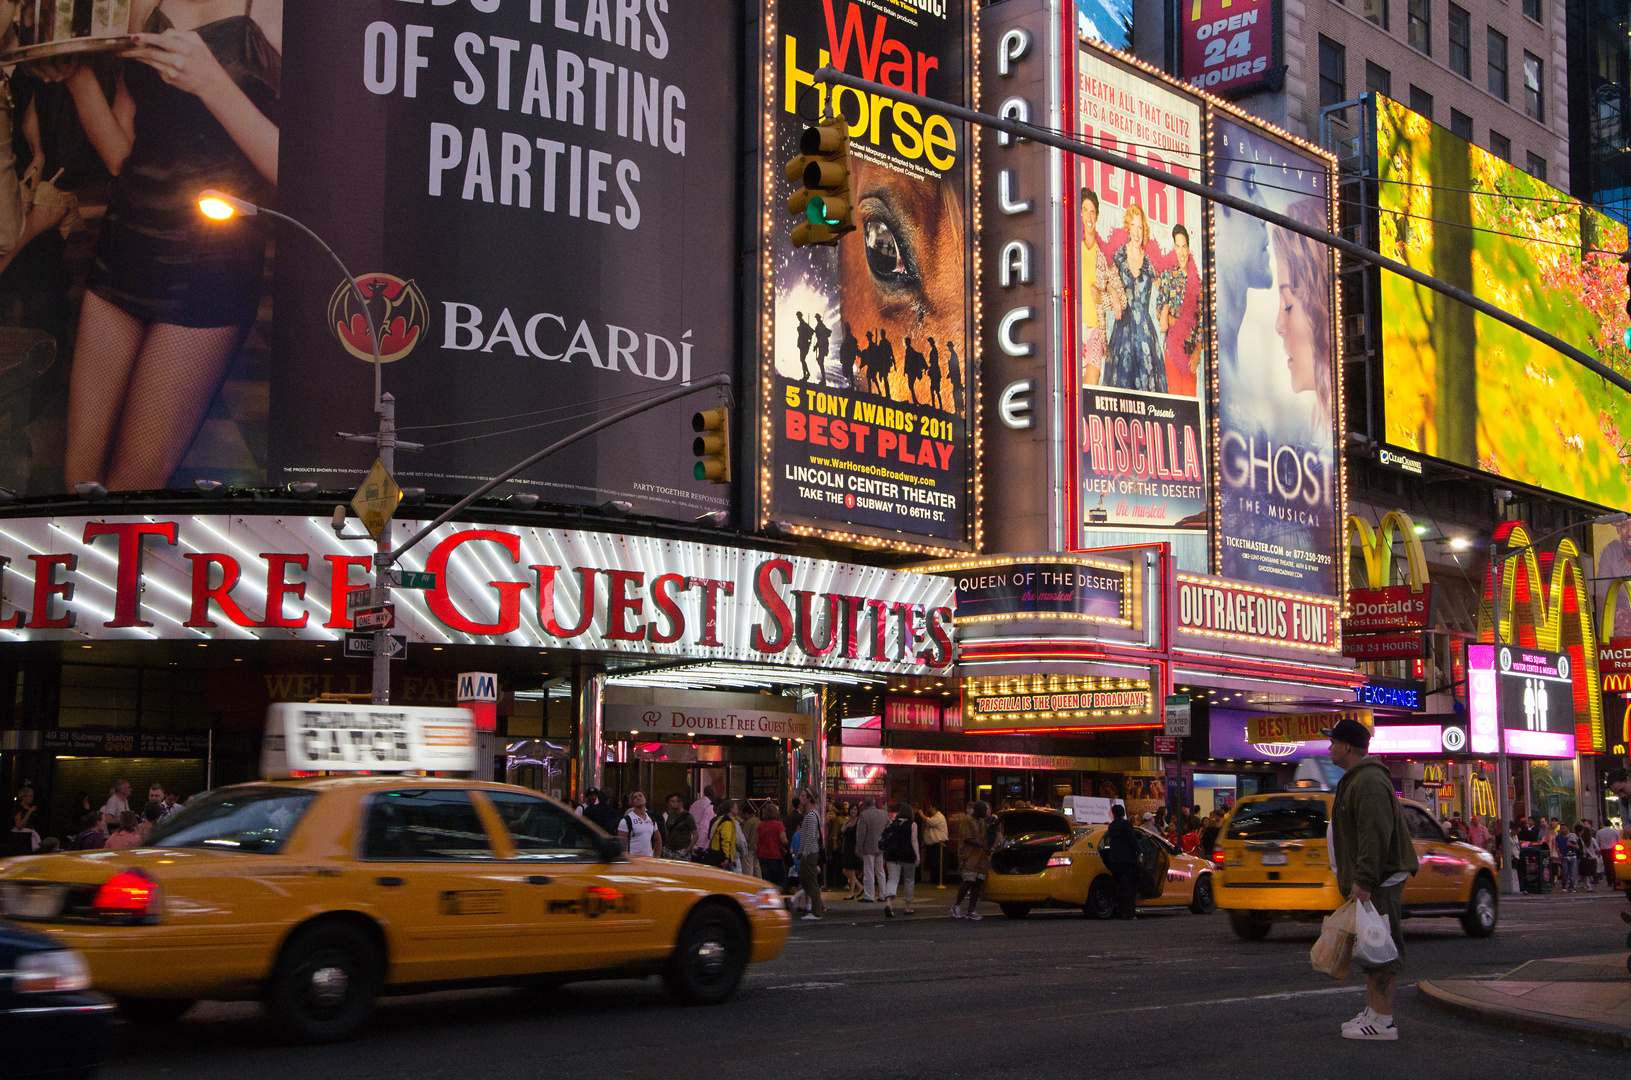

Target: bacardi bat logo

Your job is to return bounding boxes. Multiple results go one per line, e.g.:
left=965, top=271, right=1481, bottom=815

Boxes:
left=328, top=273, right=429, bottom=364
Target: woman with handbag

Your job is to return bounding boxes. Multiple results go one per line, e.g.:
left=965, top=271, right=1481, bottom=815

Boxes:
left=703, top=799, right=744, bottom=873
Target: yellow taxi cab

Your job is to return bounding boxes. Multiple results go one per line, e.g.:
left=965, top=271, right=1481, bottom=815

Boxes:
left=983, top=808, right=1217, bottom=919
left=0, top=777, right=789, bottom=1042
left=1214, top=791, right=1498, bottom=940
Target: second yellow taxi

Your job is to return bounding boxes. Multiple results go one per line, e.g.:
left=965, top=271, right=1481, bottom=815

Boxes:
left=1214, top=790, right=1498, bottom=939
left=0, top=776, right=789, bottom=1042
left=983, top=808, right=1218, bottom=918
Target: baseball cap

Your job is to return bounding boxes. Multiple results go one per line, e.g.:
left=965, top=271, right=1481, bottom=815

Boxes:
left=1321, top=716, right=1371, bottom=750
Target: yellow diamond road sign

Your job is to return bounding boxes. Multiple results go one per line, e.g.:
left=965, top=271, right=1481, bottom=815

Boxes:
left=351, top=459, right=401, bottom=539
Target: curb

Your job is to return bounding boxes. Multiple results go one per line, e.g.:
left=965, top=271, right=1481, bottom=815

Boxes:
left=1417, top=980, right=1631, bottom=1050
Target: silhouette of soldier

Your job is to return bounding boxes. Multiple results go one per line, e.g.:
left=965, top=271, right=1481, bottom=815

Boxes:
left=877, top=329, right=897, bottom=399
left=841, top=322, right=860, bottom=388
left=946, top=340, right=964, bottom=415
left=927, top=337, right=944, bottom=410
left=795, top=312, right=816, bottom=382
left=860, top=331, right=887, bottom=397
left=812, top=314, right=832, bottom=386
left=903, top=336, right=929, bottom=404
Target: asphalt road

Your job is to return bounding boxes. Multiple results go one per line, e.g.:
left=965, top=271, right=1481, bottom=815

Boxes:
left=97, top=892, right=1629, bottom=1079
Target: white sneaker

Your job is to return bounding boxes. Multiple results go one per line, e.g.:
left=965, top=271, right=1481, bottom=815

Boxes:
left=801, top=913, right=822, bottom=921
left=966, top=909, right=983, bottom=921
left=950, top=906, right=963, bottom=919
left=1342, top=1014, right=1397, bottom=1040
left=1342, top=1007, right=1376, bottom=1031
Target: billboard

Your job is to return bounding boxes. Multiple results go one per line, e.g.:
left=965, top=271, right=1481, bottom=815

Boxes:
left=762, top=0, right=976, bottom=553
left=1181, top=0, right=1279, bottom=97
left=1077, top=0, right=1133, bottom=52
left=1072, top=45, right=1207, bottom=562
left=1211, top=115, right=1338, bottom=596
left=0, top=514, right=956, bottom=673
left=0, top=1, right=738, bottom=523
left=1375, top=95, right=1631, bottom=510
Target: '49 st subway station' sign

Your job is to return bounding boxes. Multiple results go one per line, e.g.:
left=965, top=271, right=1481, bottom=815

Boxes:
left=0, top=515, right=953, bottom=674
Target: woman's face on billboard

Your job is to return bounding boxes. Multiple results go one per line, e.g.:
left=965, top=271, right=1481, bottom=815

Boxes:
left=839, top=155, right=965, bottom=362
left=1277, top=284, right=1316, bottom=394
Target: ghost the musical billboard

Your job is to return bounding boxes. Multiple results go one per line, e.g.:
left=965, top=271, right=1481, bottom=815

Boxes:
left=1211, top=116, right=1338, bottom=596
left=1073, top=45, right=1207, bottom=564
left=763, top=0, right=976, bottom=552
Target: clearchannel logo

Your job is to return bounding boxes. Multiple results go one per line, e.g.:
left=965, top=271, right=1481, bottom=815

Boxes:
left=1377, top=447, right=1423, bottom=475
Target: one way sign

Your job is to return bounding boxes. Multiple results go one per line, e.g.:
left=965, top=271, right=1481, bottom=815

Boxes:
left=343, top=632, right=407, bottom=660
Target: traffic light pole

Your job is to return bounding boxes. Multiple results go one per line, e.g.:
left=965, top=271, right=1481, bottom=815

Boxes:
left=810, top=67, right=1631, bottom=398
left=376, top=372, right=734, bottom=573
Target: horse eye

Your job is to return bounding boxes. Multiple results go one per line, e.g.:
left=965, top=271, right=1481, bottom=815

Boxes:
left=863, top=218, right=908, bottom=280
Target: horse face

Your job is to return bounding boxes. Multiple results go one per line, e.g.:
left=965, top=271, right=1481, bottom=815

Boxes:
left=839, top=156, right=967, bottom=388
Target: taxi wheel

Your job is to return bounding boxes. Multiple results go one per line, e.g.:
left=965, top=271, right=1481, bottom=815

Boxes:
left=1229, top=911, right=1271, bottom=940
left=1461, top=877, right=1498, bottom=938
left=266, top=921, right=383, bottom=1043
left=1084, top=878, right=1116, bottom=920
left=1189, top=875, right=1216, bottom=915
left=663, top=902, right=749, bottom=1006
left=115, top=997, right=194, bottom=1025
left=999, top=903, right=1032, bottom=920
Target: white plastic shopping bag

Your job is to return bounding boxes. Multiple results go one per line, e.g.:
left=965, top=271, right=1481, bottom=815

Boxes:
left=1353, top=900, right=1399, bottom=966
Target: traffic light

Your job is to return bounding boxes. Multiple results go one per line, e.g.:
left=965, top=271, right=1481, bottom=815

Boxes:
left=692, top=407, right=731, bottom=484
left=786, top=113, right=854, bottom=248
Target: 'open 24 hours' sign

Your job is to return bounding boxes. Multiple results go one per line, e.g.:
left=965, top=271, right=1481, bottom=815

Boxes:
left=1181, top=0, right=1280, bottom=97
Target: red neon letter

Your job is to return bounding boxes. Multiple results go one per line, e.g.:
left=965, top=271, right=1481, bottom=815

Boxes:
left=81, top=521, right=177, bottom=628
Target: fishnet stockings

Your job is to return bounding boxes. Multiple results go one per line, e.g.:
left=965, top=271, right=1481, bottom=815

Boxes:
left=66, top=291, right=246, bottom=490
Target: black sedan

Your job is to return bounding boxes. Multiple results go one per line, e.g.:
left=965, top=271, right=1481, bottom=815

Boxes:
left=0, top=919, right=114, bottom=1079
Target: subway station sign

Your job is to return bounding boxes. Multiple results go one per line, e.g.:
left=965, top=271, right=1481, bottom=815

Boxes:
left=0, top=515, right=954, bottom=674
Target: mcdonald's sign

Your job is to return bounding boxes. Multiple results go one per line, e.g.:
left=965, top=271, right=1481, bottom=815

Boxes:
left=1346, top=511, right=1436, bottom=632
left=1599, top=580, right=1631, bottom=695
left=1479, top=522, right=1604, bottom=754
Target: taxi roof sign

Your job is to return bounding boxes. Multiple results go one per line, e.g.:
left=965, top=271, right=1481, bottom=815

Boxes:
left=261, top=703, right=476, bottom=778
left=350, top=459, right=402, bottom=540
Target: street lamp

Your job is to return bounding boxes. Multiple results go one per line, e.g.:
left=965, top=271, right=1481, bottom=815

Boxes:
left=198, top=188, right=407, bottom=705
left=1487, top=511, right=1628, bottom=893
left=196, top=189, right=383, bottom=410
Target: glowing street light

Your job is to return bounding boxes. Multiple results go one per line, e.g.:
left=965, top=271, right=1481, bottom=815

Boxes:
left=197, top=189, right=255, bottom=220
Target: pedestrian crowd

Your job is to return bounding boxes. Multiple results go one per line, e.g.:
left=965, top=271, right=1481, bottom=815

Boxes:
left=569, top=785, right=987, bottom=922
left=8, top=779, right=186, bottom=856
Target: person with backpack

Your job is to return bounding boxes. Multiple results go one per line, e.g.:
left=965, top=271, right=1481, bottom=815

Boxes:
left=615, top=791, right=660, bottom=858
left=881, top=801, right=920, bottom=917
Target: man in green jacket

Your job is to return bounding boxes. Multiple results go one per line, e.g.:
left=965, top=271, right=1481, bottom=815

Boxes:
left=1327, top=717, right=1418, bottom=1041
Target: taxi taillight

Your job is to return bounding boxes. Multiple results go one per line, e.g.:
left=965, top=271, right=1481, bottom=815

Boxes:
left=1212, top=848, right=1226, bottom=867
left=91, top=869, right=158, bottom=923
left=1615, top=842, right=1628, bottom=865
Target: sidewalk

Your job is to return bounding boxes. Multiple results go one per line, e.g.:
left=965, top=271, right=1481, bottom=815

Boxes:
left=1420, top=953, right=1631, bottom=1049
left=794, top=885, right=968, bottom=922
